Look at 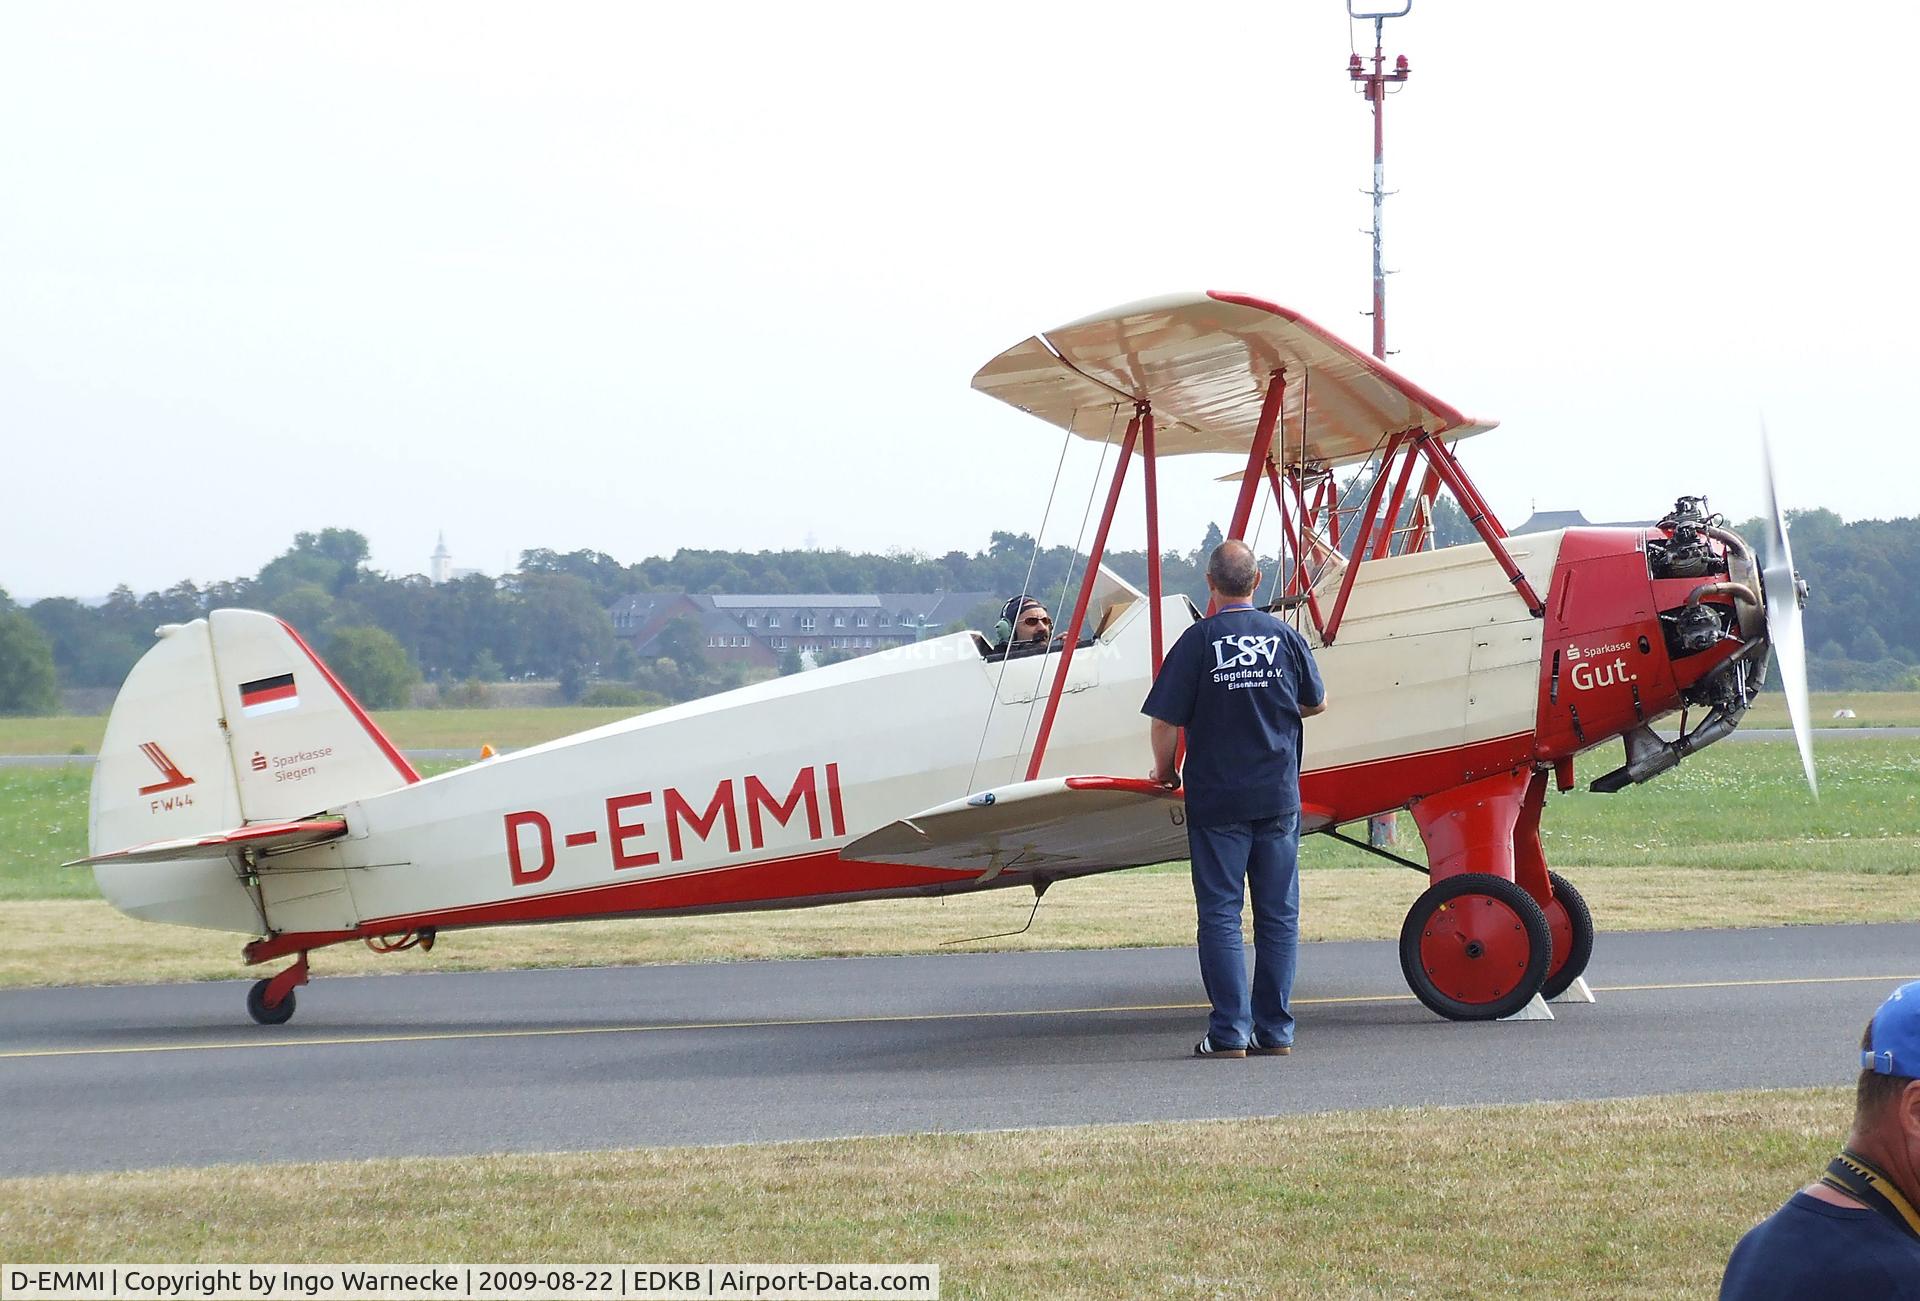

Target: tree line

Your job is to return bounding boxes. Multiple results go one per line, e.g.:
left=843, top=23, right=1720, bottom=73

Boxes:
left=2, top=506, right=1915, bottom=715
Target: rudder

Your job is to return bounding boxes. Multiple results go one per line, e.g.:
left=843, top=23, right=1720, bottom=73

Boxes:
left=206, top=609, right=419, bottom=823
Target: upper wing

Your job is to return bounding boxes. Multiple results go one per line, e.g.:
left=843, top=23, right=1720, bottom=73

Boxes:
left=972, top=291, right=1495, bottom=468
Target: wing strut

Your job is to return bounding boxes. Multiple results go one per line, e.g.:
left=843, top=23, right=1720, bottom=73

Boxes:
left=1407, top=431, right=1544, bottom=621
left=1225, top=371, right=1288, bottom=544
left=1024, top=406, right=1143, bottom=781
left=1142, top=407, right=1165, bottom=676
left=1239, top=427, right=1546, bottom=645
left=1013, top=305, right=1543, bottom=777
left=1323, top=429, right=1411, bottom=639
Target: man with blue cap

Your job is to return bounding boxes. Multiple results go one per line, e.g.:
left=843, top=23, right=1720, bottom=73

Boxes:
left=1721, top=980, right=1920, bottom=1296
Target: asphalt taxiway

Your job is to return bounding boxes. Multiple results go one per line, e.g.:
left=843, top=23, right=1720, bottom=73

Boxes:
left=2, top=923, right=1914, bottom=1176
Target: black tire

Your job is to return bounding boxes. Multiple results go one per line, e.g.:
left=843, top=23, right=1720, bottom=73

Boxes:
left=1540, top=871, right=1595, bottom=1001
left=246, top=979, right=296, bottom=1026
left=1399, top=872, right=1553, bottom=1021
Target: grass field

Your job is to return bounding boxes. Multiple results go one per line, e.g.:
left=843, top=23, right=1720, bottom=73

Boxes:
left=1745, top=689, right=1920, bottom=728
left=1530, top=735, right=1917, bottom=872
left=0, top=706, right=646, bottom=756
left=0, top=691, right=1914, bottom=756
left=0, top=1088, right=1851, bottom=1297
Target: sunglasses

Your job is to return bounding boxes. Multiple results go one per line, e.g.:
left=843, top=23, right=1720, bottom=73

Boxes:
left=1020, top=615, right=1053, bottom=627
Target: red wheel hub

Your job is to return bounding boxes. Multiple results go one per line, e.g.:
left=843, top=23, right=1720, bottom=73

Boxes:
left=1418, top=894, right=1533, bottom=1005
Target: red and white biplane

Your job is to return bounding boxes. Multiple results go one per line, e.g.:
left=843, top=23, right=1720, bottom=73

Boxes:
left=78, top=292, right=1814, bottom=1025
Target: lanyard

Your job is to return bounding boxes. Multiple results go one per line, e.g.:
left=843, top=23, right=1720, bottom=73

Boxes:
left=1821, top=1149, right=1920, bottom=1242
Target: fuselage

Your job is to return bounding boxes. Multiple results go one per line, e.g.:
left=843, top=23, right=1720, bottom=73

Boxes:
left=100, top=520, right=1756, bottom=949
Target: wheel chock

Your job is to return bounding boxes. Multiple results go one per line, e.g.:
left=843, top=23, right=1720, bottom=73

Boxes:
left=1498, top=992, right=1555, bottom=1022
left=1550, top=976, right=1596, bottom=1004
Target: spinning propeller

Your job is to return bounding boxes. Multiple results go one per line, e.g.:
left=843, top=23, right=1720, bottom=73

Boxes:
left=1759, top=426, right=1816, bottom=797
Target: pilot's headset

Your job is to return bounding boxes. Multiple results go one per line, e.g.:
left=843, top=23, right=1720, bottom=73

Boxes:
left=995, top=595, right=1037, bottom=646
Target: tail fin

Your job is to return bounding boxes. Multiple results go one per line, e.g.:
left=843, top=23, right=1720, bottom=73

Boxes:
left=90, top=611, right=417, bottom=929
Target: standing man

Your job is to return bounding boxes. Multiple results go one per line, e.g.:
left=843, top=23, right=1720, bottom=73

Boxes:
left=1720, top=981, right=1920, bottom=1296
left=1143, top=540, right=1326, bottom=1059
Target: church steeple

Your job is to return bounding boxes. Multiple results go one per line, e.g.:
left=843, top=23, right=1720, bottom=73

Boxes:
left=430, top=531, right=452, bottom=584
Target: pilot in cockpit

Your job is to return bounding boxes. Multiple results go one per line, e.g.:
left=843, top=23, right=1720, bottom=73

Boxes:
left=989, top=594, right=1055, bottom=659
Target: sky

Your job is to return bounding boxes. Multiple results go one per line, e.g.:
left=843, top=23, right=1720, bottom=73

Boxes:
left=3, top=2, right=1916, bottom=601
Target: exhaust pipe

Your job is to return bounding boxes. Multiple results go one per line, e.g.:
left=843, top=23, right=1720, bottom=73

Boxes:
left=1588, top=639, right=1763, bottom=794
left=1589, top=710, right=1746, bottom=794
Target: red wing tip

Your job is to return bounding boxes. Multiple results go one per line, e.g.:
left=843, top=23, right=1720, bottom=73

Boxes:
left=1206, top=290, right=1301, bottom=322
left=1203, top=291, right=1471, bottom=427
left=228, top=818, right=349, bottom=839
left=1063, top=776, right=1185, bottom=799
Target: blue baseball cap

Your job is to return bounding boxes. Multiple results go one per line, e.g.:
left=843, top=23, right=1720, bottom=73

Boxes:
left=1862, top=981, right=1920, bottom=1077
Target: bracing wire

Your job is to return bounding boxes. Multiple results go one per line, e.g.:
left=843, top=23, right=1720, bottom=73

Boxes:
left=967, top=413, right=1083, bottom=796
left=1301, top=426, right=1394, bottom=592
left=1264, top=494, right=1289, bottom=610
left=1051, top=408, right=1118, bottom=626
left=1261, top=486, right=1288, bottom=608
left=1247, top=462, right=1277, bottom=611
left=1266, top=369, right=1308, bottom=617
left=1249, top=458, right=1273, bottom=562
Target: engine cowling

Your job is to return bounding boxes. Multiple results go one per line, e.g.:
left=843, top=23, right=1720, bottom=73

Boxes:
left=1534, top=512, right=1757, bottom=766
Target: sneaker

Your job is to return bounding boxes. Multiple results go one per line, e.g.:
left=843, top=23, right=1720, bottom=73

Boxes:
left=1248, top=1035, right=1292, bottom=1057
left=1193, top=1034, right=1247, bottom=1059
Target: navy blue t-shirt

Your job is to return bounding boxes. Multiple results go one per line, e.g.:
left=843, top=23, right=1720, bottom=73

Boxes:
left=1140, top=605, right=1324, bottom=828
left=1721, top=1192, right=1920, bottom=1299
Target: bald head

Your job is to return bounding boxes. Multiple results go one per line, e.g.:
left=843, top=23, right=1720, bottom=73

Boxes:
left=1206, top=540, right=1260, bottom=600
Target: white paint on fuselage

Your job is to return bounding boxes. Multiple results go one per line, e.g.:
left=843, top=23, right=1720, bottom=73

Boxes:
left=138, top=532, right=1570, bottom=936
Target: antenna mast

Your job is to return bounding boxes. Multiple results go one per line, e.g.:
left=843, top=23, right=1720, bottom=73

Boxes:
left=1348, top=2, right=1411, bottom=361
left=1348, top=5, right=1415, bottom=853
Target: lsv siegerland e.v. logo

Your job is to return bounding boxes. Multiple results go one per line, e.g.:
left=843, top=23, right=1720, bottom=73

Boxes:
left=137, top=741, right=196, bottom=812
left=1210, top=634, right=1286, bottom=689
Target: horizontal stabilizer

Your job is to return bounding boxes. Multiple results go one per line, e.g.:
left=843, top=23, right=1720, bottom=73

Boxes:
left=840, top=776, right=1189, bottom=877
left=65, top=817, right=348, bottom=868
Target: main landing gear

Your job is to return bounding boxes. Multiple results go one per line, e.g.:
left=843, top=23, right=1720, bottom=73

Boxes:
left=1540, top=871, right=1594, bottom=1002
left=1399, top=873, right=1551, bottom=1021
left=1400, top=768, right=1596, bottom=1021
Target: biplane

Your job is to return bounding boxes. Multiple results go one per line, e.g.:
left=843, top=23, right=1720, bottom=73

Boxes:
left=77, top=291, right=1814, bottom=1025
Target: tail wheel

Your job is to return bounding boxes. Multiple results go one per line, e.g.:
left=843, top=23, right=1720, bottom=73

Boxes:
left=1400, top=872, right=1553, bottom=1021
left=1540, top=871, right=1594, bottom=1000
left=246, top=979, right=296, bottom=1026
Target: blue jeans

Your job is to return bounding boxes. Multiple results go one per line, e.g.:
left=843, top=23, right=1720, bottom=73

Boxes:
left=1189, top=812, right=1301, bottom=1049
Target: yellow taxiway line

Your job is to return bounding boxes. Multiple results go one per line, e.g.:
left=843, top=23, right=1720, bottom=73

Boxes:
left=2, top=971, right=1913, bottom=1063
